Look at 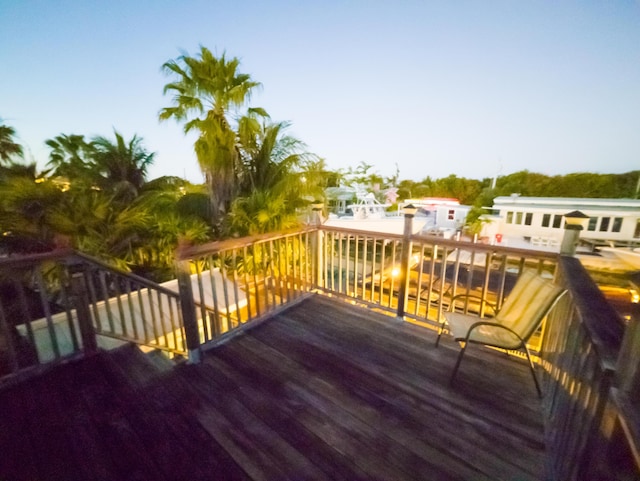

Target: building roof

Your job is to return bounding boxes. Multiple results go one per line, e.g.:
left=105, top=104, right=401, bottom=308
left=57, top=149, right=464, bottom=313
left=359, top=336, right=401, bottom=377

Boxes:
left=493, top=196, right=640, bottom=213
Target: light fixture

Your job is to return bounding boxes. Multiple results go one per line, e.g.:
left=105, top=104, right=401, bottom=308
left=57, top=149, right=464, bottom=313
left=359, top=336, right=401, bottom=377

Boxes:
left=403, top=203, right=417, bottom=216
left=563, top=210, right=589, bottom=230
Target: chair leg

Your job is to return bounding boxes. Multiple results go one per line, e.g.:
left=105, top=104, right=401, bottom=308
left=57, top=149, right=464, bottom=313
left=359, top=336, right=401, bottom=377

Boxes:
left=523, top=346, right=542, bottom=398
left=450, top=342, right=467, bottom=384
left=435, top=321, right=445, bottom=347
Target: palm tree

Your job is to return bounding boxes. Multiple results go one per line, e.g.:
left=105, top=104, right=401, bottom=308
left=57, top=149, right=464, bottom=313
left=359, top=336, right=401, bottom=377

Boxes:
left=0, top=173, right=63, bottom=253
left=229, top=121, right=323, bottom=235
left=45, top=134, right=94, bottom=181
left=159, top=47, right=262, bottom=232
left=0, top=122, right=23, bottom=163
left=91, top=130, right=155, bottom=200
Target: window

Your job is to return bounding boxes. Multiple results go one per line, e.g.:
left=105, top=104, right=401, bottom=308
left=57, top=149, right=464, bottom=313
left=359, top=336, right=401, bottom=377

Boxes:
left=600, top=217, right=610, bottom=232
left=612, top=217, right=623, bottom=233
left=635, top=219, right=640, bottom=238
left=588, top=217, right=597, bottom=231
left=447, top=209, right=455, bottom=220
left=525, top=213, right=533, bottom=226
left=542, top=214, right=551, bottom=227
left=553, top=215, right=562, bottom=228
left=515, top=212, right=523, bottom=224
left=506, top=211, right=513, bottom=224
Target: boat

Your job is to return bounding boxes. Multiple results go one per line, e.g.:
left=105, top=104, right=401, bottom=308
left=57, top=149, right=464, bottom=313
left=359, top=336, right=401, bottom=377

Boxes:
left=347, top=192, right=391, bottom=219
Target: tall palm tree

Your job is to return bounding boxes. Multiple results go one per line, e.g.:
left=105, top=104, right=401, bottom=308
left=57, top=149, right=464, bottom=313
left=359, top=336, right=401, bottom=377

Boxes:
left=159, top=47, right=262, bottom=232
left=0, top=122, right=23, bottom=163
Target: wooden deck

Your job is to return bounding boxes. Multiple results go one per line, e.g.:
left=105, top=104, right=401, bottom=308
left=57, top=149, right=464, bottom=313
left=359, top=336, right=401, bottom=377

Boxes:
left=0, top=294, right=547, bottom=481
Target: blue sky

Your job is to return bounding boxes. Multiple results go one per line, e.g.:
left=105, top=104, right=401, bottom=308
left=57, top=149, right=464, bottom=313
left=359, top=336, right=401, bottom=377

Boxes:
left=1, top=0, right=639, bottom=183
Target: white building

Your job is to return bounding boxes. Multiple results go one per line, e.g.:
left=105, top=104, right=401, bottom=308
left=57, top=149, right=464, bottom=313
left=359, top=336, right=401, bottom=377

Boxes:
left=401, top=198, right=471, bottom=237
left=485, top=195, right=640, bottom=247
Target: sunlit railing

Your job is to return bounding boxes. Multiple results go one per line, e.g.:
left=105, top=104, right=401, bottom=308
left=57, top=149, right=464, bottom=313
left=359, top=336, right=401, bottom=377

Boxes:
left=319, top=225, right=559, bottom=330
left=542, top=256, right=638, bottom=480
left=174, top=228, right=317, bottom=357
left=174, top=222, right=560, bottom=356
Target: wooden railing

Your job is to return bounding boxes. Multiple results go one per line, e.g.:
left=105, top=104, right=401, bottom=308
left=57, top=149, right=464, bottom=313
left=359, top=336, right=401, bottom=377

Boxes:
left=0, top=250, right=187, bottom=381
left=175, top=221, right=559, bottom=354
left=542, top=256, right=639, bottom=480
left=319, top=225, right=559, bottom=329
left=174, top=228, right=317, bottom=360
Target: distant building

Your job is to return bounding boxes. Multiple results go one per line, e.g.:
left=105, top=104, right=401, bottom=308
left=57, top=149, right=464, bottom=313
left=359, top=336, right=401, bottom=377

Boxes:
left=401, top=198, right=471, bottom=237
left=484, top=195, right=640, bottom=247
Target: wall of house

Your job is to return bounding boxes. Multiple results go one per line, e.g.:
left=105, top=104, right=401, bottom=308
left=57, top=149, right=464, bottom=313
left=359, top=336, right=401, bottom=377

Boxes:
left=492, top=203, right=640, bottom=245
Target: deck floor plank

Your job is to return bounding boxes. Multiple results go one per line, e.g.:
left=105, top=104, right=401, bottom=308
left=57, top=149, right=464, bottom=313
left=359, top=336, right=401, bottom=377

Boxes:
left=213, top=334, right=470, bottom=481
left=0, top=294, right=547, bottom=481
left=246, top=305, right=543, bottom=479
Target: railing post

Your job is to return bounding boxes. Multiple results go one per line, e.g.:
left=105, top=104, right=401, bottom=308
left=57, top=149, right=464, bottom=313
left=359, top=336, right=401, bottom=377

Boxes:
left=311, top=202, right=324, bottom=289
left=175, top=257, right=202, bottom=363
left=0, top=302, right=19, bottom=373
left=560, top=210, right=589, bottom=256
left=396, top=205, right=416, bottom=319
left=69, top=271, right=98, bottom=355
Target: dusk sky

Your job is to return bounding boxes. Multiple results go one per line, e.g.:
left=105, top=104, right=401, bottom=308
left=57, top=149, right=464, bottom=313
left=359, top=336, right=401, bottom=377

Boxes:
left=2, top=0, right=639, bottom=184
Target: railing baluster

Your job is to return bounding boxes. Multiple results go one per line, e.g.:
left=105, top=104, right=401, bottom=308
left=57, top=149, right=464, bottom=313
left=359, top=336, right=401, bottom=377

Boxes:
left=69, top=272, right=97, bottom=354
left=0, top=302, right=19, bottom=373
left=112, top=277, right=127, bottom=337
left=362, top=236, right=369, bottom=302
left=147, top=287, right=160, bottom=342
left=243, top=245, right=253, bottom=320
left=194, top=260, right=208, bottom=336
left=436, top=245, right=449, bottom=321
left=208, top=256, right=221, bottom=337
left=135, top=284, right=150, bottom=343
left=35, top=268, right=60, bottom=360
left=59, top=273, right=80, bottom=352
left=99, top=271, right=115, bottom=333
left=14, top=279, right=37, bottom=361
left=84, top=269, right=102, bottom=333
left=231, top=248, right=242, bottom=324
left=124, top=279, right=138, bottom=340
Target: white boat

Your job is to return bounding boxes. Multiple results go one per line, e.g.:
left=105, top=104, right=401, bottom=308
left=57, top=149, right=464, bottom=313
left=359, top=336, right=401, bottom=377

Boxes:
left=599, top=247, right=640, bottom=270
left=347, top=192, right=391, bottom=219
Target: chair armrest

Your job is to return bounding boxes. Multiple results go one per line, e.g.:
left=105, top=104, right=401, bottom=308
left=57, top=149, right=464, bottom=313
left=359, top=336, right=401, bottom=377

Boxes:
left=463, top=320, right=525, bottom=349
left=448, top=293, right=497, bottom=316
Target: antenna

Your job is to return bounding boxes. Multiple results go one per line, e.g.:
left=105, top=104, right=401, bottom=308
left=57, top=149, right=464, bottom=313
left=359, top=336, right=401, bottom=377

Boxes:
left=491, top=159, right=503, bottom=190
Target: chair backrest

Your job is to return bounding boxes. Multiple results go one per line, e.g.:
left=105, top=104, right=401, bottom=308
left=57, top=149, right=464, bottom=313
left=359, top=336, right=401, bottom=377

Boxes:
left=495, top=270, right=565, bottom=341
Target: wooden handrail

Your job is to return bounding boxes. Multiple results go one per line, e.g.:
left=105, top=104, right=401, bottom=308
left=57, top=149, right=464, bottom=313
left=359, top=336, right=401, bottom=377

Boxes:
left=542, top=256, right=634, bottom=480
left=176, top=226, right=317, bottom=259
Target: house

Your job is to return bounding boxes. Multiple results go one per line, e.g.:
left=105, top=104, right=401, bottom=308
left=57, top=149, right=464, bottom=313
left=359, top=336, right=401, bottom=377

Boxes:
left=401, top=198, right=471, bottom=237
left=484, top=195, right=640, bottom=248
